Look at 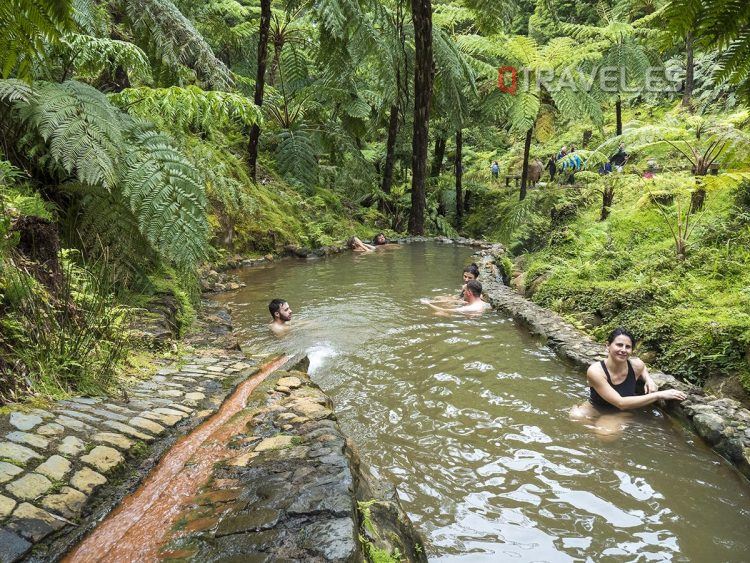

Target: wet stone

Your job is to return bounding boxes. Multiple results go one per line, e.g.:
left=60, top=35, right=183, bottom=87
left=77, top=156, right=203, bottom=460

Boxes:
left=35, top=456, right=71, bottom=481
left=140, top=412, right=181, bottom=427
left=0, top=527, right=32, bottom=562
left=10, top=503, right=66, bottom=541
left=102, top=421, right=154, bottom=442
left=215, top=509, right=281, bottom=537
left=70, top=467, right=107, bottom=495
left=214, top=529, right=281, bottom=553
left=58, top=436, right=85, bottom=457
left=9, top=413, right=42, bottom=432
left=41, top=487, right=87, bottom=519
left=80, top=446, right=124, bottom=473
left=299, top=517, right=357, bottom=561
left=156, top=407, right=190, bottom=418
left=0, top=495, right=16, bottom=518
left=158, top=390, right=184, bottom=398
left=92, top=432, right=134, bottom=450
left=6, top=432, right=49, bottom=450
left=6, top=474, right=53, bottom=501
left=0, top=463, right=23, bottom=484
left=36, top=423, right=65, bottom=437
left=67, top=397, right=101, bottom=405
left=0, top=443, right=43, bottom=465
left=129, top=417, right=165, bottom=436
left=184, top=392, right=206, bottom=401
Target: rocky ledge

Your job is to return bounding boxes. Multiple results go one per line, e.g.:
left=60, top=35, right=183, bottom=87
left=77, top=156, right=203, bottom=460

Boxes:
left=158, top=364, right=426, bottom=562
left=477, top=249, right=750, bottom=480
left=0, top=303, right=258, bottom=563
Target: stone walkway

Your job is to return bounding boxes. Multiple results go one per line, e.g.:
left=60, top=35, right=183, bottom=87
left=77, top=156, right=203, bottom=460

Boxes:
left=0, top=303, right=259, bottom=562
left=477, top=247, right=750, bottom=481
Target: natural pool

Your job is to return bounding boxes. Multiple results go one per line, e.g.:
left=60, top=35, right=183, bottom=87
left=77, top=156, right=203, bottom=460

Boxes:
left=217, top=242, right=750, bottom=561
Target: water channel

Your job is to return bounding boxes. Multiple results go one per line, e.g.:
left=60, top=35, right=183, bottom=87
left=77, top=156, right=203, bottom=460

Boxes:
left=217, top=242, right=750, bottom=561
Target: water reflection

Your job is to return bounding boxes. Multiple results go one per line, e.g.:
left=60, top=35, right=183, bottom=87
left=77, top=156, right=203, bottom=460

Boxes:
left=217, top=243, right=750, bottom=561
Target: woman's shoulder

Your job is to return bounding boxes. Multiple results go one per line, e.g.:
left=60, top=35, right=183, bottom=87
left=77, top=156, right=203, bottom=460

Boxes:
left=587, top=361, right=605, bottom=378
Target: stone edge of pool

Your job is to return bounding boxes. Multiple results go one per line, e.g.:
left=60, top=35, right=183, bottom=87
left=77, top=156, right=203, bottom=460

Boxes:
left=475, top=245, right=750, bottom=482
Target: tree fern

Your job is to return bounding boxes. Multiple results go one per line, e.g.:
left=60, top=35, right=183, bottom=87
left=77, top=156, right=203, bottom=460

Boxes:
left=275, top=127, right=319, bottom=188
left=121, top=125, right=209, bottom=268
left=116, top=0, right=232, bottom=90
left=59, top=33, right=152, bottom=83
left=112, top=85, right=262, bottom=132
left=1, top=0, right=73, bottom=80
left=20, top=80, right=123, bottom=188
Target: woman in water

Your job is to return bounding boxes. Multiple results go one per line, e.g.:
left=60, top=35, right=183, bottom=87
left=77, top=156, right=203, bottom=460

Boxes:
left=570, top=327, right=687, bottom=438
left=426, top=263, right=481, bottom=306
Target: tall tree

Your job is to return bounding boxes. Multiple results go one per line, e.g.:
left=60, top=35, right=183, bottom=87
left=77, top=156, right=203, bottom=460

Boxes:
left=408, top=0, right=434, bottom=235
left=248, top=0, right=271, bottom=181
left=454, top=128, right=463, bottom=224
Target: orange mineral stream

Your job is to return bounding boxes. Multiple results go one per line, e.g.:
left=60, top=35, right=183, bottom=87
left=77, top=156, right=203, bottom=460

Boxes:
left=64, top=355, right=288, bottom=563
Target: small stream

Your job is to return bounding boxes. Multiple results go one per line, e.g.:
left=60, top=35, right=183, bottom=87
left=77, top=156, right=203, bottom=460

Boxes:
left=217, top=242, right=750, bottom=561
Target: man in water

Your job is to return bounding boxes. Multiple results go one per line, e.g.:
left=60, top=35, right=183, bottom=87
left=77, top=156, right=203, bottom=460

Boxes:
left=269, top=298, right=292, bottom=334
left=422, top=280, right=490, bottom=315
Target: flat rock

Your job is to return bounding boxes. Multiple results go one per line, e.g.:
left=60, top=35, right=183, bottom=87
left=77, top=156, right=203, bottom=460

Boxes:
left=215, top=509, right=281, bottom=537
left=80, top=446, right=124, bottom=474
left=57, top=410, right=100, bottom=423
left=0, top=462, right=24, bottom=484
left=0, top=528, right=31, bottom=562
left=158, top=390, right=184, bottom=398
left=34, top=456, right=71, bottom=481
left=9, top=503, right=66, bottom=543
left=6, top=432, right=49, bottom=450
left=277, top=376, right=302, bottom=389
left=5, top=473, right=53, bottom=501
left=92, top=432, right=133, bottom=451
left=300, top=517, right=357, bottom=561
left=36, top=423, right=65, bottom=437
left=9, top=413, right=42, bottom=432
left=128, top=417, right=165, bottom=436
left=0, top=443, right=43, bottom=465
left=255, top=436, right=295, bottom=452
left=57, top=436, right=85, bottom=457
left=70, top=468, right=107, bottom=495
left=184, top=392, right=205, bottom=401
left=155, top=407, right=189, bottom=418
left=140, top=412, right=181, bottom=427
left=41, top=486, right=87, bottom=519
left=102, top=421, right=154, bottom=442
left=0, top=495, right=16, bottom=518
left=55, top=415, right=93, bottom=432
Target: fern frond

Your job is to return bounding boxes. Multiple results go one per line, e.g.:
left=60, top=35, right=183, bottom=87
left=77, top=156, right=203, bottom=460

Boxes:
left=61, top=33, right=152, bottom=83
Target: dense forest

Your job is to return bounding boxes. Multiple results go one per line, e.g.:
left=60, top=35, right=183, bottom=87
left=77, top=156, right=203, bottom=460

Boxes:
left=1, top=0, right=749, bottom=404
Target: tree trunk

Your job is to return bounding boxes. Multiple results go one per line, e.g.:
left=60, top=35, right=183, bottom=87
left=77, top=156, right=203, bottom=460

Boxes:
left=381, top=103, right=400, bottom=213
left=455, top=129, right=463, bottom=226
left=600, top=183, right=614, bottom=221
left=408, top=0, right=433, bottom=235
left=615, top=96, right=622, bottom=136
left=430, top=137, right=446, bottom=177
left=519, top=128, right=533, bottom=201
left=682, top=32, right=694, bottom=111
left=248, top=0, right=271, bottom=181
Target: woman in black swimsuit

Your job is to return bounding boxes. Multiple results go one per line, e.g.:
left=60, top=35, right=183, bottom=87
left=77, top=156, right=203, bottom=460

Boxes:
left=570, top=328, right=687, bottom=438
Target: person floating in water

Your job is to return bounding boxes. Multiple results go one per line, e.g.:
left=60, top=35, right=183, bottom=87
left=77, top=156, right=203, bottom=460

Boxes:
left=348, top=236, right=376, bottom=252
left=570, top=327, right=687, bottom=439
left=268, top=298, right=293, bottom=334
left=422, top=280, right=490, bottom=315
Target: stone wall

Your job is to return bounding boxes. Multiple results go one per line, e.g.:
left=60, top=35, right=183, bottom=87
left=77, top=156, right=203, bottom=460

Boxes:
left=158, top=366, right=427, bottom=562
left=475, top=247, right=750, bottom=481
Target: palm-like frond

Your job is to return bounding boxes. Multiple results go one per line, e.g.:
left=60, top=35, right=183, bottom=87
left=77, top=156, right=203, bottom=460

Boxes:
left=61, top=33, right=152, bottom=83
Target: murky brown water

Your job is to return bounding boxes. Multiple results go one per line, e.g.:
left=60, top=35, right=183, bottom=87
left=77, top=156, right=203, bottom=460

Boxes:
left=218, top=242, right=750, bottom=561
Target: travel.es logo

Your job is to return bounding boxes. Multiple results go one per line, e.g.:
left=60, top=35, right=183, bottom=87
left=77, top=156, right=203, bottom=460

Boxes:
left=497, top=65, right=681, bottom=95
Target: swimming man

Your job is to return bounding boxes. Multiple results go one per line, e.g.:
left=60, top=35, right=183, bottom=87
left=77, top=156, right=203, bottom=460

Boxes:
left=269, top=298, right=293, bottom=334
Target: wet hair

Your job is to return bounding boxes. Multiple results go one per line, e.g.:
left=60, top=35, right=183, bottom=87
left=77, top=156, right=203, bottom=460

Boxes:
left=373, top=233, right=386, bottom=245
left=607, top=327, right=636, bottom=348
left=268, top=299, right=287, bottom=319
left=463, top=263, right=480, bottom=279
left=465, top=280, right=482, bottom=298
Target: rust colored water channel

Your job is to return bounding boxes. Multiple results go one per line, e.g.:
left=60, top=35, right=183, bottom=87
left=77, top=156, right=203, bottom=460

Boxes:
left=64, top=355, right=288, bottom=563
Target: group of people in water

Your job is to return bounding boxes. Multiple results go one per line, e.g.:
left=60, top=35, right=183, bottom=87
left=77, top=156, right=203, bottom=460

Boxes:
left=266, top=246, right=687, bottom=438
